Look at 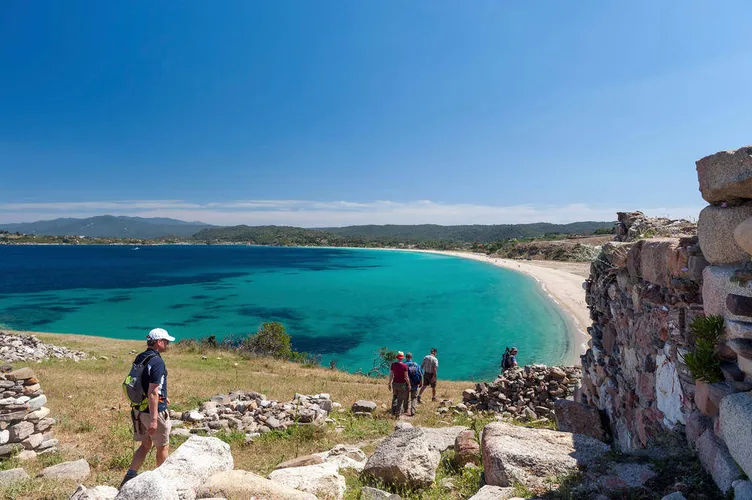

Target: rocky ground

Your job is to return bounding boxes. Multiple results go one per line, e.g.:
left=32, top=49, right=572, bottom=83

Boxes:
left=0, top=332, right=92, bottom=363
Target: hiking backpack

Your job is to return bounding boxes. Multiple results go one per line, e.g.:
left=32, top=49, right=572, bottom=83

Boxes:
left=123, top=352, right=158, bottom=407
left=407, top=361, right=422, bottom=387
left=501, top=347, right=512, bottom=370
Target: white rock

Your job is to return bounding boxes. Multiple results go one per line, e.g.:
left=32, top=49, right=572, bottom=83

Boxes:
left=40, top=459, right=91, bottom=481
left=116, top=436, right=233, bottom=500
left=70, top=484, right=120, bottom=500
left=268, top=462, right=346, bottom=500
left=362, top=427, right=440, bottom=488
left=655, top=352, right=686, bottom=428
left=196, top=469, right=316, bottom=499
left=0, top=467, right=29, bottom=486
left=468, top=485, right=517, bottom=499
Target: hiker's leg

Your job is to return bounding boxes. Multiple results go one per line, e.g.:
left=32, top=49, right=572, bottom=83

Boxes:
left=410, top=390, right=417, bottom=415
left=402, top=388, right=409, bottom=414
left=129, top=439, right=152, bottom=472
left=155, top=445, right=169, bottom=466
left=391, top=385, right=399, bottom=416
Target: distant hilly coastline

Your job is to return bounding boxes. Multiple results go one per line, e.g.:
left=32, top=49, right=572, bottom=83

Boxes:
left=0, top=215, right=214, bottom=239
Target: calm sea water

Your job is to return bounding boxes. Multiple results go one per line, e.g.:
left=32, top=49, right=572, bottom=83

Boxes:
left=0, top=245, right=571, bottom=380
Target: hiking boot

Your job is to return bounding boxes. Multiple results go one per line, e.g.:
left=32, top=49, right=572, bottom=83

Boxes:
left=120, top=470, right=138, bottom=488
left=417, top=395, right=421, bottom=404
left=431, top=397, right=437, bottom=402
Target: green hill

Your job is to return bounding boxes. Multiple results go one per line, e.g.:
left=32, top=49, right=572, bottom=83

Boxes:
left=0, top=215, right=213, bottom=239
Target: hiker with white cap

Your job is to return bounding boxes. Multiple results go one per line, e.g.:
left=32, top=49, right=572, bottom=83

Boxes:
left=388, top=351, right=411, bottom=417
left=121, top=327, right=175, bottom=487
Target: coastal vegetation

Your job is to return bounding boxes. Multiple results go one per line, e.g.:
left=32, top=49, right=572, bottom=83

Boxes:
left=682, top=315, right=725, bottom=383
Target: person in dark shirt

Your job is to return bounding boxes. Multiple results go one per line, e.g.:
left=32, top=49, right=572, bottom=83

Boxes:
left=121, top=328, right=175, bottom=487
left=388, top=351, right=411, bottom=417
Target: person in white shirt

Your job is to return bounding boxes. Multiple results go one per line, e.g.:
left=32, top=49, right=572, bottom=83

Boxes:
left=418, top=348, right=439, bottom=403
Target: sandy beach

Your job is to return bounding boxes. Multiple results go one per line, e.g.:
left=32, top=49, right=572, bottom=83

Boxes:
left=404, top=250, right=592, bottom=364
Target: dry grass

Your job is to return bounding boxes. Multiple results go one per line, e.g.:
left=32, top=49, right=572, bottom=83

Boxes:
left=0, top=331, right=474, bottom=499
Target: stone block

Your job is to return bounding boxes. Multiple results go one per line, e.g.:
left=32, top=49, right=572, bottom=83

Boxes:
left=726, top=320, right=752, bottom=340
left=720, top=391, right=752, bottom=478
left=8, top=421, right=34, bottom=442
left=734, top=480, right=752, bottom=500
left=26, top=394, right=46, bottom=411
left=702, top=266, right=752, bottom=321
left=698, top=204, right=752, bottom=265
left=735, top=217, right=752, bottom=255
left=0, top=468, right=29, bottom=486
left=627, top=240, right=643, bottom=278
left=688, top=255, right=709, bottom=282
left=694, top=381, right=736, bottom=417
left=553, top=400, right=607, bottom=442
left=5, top=368, right=34, bottom=382
left=696, top=146, right=752, bottom=204
left=685, top=410, right=712, bottom=450
left=696, top=429, right=743, bottom=493
left=720, top=361, right=745, bottom=382
left=21, top=433, right=43, bottom=450
left=640, top=239, right=681, bottom=286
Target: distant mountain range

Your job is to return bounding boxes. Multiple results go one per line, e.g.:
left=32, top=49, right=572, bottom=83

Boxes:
left=0, top=215, right=214, bottom=239
left=1, top=216, right=615, bottom=243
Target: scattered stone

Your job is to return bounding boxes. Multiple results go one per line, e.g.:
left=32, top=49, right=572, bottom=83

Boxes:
left=698, top=204, right=752, bottom=265
left=661, top=492, right=687, bottom=500
left=481, top=421, right=609, bottom=488
left=275, top=454, right=324, bottom=470
left=363, top=426, right=440, bottom=488
left=314, top=444, right=367, bottom=472
left=70, top=484, right=119, bottom=500
left=39, top=459, right=91, bottom=481
left=596, top=463, right=657, bottom=490
left=420, top=425, right=468, bottom=453
left=196, top=469, right=316, bottom=499
left=468, top=485, right=517, bottom=500
left=0, top=333, right=91, bottom=363
left=454, top=429, right=481, bottom=467
left=0, top=467, right=29, bottom=486
left=352, top=400, right=377, bottom=413
left=360, top=486, right=401, bottom=499
left=268, top=462, right=346, bottom=499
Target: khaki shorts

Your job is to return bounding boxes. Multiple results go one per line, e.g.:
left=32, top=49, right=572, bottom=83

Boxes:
left=132, top=409, right=171, bottom=447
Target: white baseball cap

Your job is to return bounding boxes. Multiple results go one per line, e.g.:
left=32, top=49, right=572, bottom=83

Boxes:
left=147, top=328, right=175, bottom=342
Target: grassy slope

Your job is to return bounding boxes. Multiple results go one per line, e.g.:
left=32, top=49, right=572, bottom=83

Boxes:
left=0, top=332, right=476, bottom=499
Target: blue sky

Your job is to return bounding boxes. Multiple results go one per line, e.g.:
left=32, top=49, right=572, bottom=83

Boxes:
left=2, top=1, right=751, bottom=226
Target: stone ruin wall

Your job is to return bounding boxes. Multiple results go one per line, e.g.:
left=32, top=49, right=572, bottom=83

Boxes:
left=0, top=367, right=57, bottom=459
left=582, top=145, right=752, bottom=493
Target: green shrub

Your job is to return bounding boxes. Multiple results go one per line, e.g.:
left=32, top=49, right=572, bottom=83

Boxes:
left=242, top=322, right=293, bottom=359
left=683, top=315, right=724, bottom=383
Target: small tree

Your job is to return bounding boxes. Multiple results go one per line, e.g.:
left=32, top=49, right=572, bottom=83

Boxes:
left=242, top=322, right=292, bottom=359
left=683, top=315, right=724, bottom=383
left=368, top=346, right=398, bottom=377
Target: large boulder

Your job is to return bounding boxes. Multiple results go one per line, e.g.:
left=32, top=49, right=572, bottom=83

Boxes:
left=698, top=204, right=752, bottom=265
left=196, top=469, right=316, bottom=499
left=352, top=400, right=377, bottom=413
left=39, top=459, right=91, bottom=481
left=481, top=421, right=609, bottom=487
left=362, top=427, right=440, bottom=488
left=553, top=400, right=607, bottom=442
left=116, top=436, right=233, bottom=500
left=267, top=462, right=346, bottom=500
left=696, top=146, right=752, bottom=204
left=720, top=392, right=752, bottom=478
left=703, top=266, right=752, bottom=321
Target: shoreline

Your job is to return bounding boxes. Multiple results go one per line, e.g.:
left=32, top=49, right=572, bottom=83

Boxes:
left=392, top=249, right=591, bottom=365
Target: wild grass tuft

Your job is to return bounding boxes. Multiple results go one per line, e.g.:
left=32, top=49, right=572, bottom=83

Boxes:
left=683, top=315, right=724, bottom=383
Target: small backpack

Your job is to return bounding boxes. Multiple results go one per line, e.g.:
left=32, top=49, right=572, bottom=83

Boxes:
left=123, top=352, right=158, bottom=407
left=407, top=361, right=422, bottom=387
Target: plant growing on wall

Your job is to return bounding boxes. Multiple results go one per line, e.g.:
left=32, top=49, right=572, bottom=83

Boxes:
left=682, top=315, right=724, bottom=383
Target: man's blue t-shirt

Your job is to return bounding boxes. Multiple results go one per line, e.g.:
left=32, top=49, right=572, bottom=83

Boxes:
left=134, top=349, right=168, bottom=413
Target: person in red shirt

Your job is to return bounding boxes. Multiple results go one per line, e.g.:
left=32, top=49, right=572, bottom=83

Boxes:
left=388, top=351, right=411, bottom=417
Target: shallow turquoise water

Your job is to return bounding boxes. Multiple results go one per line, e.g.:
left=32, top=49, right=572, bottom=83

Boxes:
left=0, top=245, right=571, bottom=380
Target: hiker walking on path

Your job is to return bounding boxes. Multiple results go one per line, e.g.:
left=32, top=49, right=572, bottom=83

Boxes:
left=501, top=347, right=519, bottom=372
left=404, top=352, right=423, bottom=416
left=388, top=351, right=411, bottom=417
left=121, top=328, right=175, bottom=487
left=418, top=348, right=439, bottom=403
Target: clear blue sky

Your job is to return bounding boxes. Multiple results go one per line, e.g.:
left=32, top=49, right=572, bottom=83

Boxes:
left=2, top=1, right=751, bottom=226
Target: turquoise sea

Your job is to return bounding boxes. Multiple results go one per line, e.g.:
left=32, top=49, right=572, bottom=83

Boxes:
left=0, top=245, right=571, bottom=381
